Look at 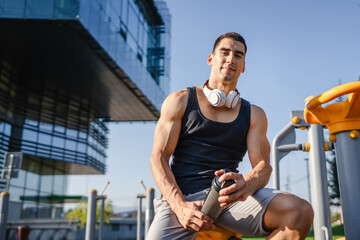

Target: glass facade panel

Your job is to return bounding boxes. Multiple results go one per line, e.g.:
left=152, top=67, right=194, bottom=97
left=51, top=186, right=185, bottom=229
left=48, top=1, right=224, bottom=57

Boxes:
left=67, top=128, right=78, bottom=138
left=22, top=129, right=38, bottom=142
left=4, top=122, right=11, bottom=136
left=37, top=203, right=51, bottom=218
left=39, top=122, right=53, bottom=132
left=128, top=4, right=138, bottom=39
left=65, top=139, right=76, bottom=151
left=25, top=119, right=38, bottom=127
left=121, top=0, right=128, bottom=25
left=8, top=185, right=24, bottom=202
left=53, top=171, right=65, bottom=194
left=52, top=135, right=65, bottom=148
left=54, top=124, right=65, bottom=133
left=78, top=142, right=86, bottom=153
left=11, top=169, right=26, bottom=188
left=25, top=0, right=55, bottom=18
left=40, top=175, right=53, bottom=193
left=25, top=171, right=40, bottom=190
left=38, top=132, right=52, bottom=145
left=22, top=200, right=38, bottom=219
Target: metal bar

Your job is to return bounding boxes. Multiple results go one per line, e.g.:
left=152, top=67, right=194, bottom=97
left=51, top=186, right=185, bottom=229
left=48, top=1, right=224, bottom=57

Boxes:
left=145, top=188, right=154, bottom=238
left=271, top=123, right=294, bottom=189
left=276, top=143, right=302, bottom=152
left=137, top=194, right=145, bottom=240
left=5, top=154, right=14, bottom=193
left=99, top=181, right=110, bottom=196
left=307, top=124, right=332, bottom=240
left=0, top=192, right=10, bottom=240
left=333, top=131, right=360, bottom=239
left=98, top=197, right=105, bottom=240
left=85, top=190, right=97, bottom=240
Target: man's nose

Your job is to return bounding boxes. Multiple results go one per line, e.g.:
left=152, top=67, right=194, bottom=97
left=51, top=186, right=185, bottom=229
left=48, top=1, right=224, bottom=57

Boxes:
left=226, top=53, right=235, bottom=63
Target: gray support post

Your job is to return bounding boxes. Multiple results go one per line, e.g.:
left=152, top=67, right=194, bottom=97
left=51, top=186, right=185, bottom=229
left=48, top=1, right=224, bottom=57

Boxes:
left=145, top=188, right=154, bottom=238
left=271, top=123, right=295, bottom=189
left=137, top=194, right=145, bottom=240
left=85, top=190, right=97, bottom=240
left=0, top=192, right=9, bottom=240
left=333, top=131, right=360, bottom=239
left=5, top=154, right=14, bottom=193
left=98, top=196, right=106, bottom=240
left=304, top=158, right=311, bottom=204
left=307, top=124, right=332, bottom=240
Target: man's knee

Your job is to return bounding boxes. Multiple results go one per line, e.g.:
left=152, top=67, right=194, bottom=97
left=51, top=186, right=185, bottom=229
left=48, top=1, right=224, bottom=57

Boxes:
left=265, top=193, right=314, bottom=229
left=288, top=196, right=314, bottom=225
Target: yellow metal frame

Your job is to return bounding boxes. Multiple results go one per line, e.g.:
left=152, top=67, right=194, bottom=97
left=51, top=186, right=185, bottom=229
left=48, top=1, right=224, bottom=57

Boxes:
left=304, top=81, right=360, bottom=135
left=197, top=226, right=242, bottom=240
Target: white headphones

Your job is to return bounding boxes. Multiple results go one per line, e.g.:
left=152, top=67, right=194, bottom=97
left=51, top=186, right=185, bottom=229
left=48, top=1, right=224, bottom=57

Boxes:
left=203, top=80, right=240, bottom=108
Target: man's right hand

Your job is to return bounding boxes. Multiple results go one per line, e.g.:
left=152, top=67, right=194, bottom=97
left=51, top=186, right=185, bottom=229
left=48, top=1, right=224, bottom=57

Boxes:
left=174, top=201, right=215, bottom=232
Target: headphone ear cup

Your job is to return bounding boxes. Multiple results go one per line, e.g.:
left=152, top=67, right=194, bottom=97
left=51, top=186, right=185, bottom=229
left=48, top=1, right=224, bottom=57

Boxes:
left=225, top=91, right=240, bottom=108
left=208, top=89, right=226, bottom=107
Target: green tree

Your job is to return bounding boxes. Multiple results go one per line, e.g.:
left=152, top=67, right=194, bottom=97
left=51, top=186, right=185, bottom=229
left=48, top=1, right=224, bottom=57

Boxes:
left=327, top=150, right=340, bottom=206
left=65, top=200, right=113, bottom=228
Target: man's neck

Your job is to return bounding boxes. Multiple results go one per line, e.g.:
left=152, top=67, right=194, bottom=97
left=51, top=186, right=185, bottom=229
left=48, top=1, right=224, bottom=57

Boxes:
left=207, top=77, right=238, bottom=95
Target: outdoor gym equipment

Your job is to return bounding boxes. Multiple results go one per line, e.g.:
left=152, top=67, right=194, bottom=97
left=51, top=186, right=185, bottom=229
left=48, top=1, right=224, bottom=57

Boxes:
left=272, top=111, right=334, bottom=240
left=137, top=180, right=155, bottom=240
left=304, top=81, right=360, bottom=240
left=85, top=181, right=110, bottom=240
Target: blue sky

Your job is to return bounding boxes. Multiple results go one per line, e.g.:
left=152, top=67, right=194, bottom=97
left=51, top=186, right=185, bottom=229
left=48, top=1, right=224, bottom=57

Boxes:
left=68, top=0, right=360, bottom=211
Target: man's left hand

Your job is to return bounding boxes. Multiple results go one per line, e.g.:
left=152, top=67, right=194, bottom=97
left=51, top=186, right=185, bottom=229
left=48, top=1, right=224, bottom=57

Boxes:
left=214, top=169, right=251, bottom=207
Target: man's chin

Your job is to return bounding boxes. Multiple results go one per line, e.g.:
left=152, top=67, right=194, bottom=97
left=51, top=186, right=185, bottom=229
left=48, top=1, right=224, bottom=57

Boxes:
left=222, top=76, right=235, bottom=81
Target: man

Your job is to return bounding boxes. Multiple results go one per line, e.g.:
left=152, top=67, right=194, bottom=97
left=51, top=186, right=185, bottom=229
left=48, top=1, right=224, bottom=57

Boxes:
left=147, top=32, right=314, bottom=240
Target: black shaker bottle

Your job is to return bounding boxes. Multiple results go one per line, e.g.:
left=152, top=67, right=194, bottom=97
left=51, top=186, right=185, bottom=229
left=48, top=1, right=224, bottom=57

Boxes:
left=201, top=170, right=235, bottom=220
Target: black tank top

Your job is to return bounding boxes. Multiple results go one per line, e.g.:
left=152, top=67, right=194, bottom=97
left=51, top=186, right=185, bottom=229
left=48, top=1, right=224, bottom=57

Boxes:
left=171, top=87, right=251, bottom=195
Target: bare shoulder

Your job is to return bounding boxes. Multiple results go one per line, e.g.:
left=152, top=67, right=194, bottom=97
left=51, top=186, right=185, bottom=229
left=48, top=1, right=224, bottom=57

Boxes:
left=250, top=104, right=268, bottom=127
left=160, top=89, right=189, bottom=120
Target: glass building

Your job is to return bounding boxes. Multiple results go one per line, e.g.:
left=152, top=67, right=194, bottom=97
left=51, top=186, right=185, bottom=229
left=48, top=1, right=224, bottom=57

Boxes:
left=0, top=0, right=171, bottom=220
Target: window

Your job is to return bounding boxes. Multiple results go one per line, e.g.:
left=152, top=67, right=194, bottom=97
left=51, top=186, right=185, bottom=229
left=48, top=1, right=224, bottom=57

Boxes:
left=65, top=139, right=76, bottom=151
left=22, top=129, right=38, bottom=142
left=67, top=128, right=78, bottom=138
left=38, top=133, right=51, bottom=145
left=54, top=125, right=65, bottom=133
left=120, top=0, right=128, bottom=24
left=39, top=122, right=53, bottom=132
left=78, top=142, right=86, bottom=153
left=52, top=135, right=64, bottom=148
left=40, top=170, right=54, bottom=193
left=4, top=123, right=11, bottom=136
left=25, top=119, right=38, bottom=127
left=53, top=172, right=65, bottom=194
left=128, top=4, right=138, bottom=39
left=25, top=171, right=40, bottom=190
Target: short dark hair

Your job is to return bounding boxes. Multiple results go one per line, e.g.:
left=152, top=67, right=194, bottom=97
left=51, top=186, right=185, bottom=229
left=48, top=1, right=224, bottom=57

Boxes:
left=212, top=32, right=247, bottom=54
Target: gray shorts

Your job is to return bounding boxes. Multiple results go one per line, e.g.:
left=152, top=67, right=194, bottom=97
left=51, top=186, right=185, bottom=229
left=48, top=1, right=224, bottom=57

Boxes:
left=146, top=188, right=281, bottom=240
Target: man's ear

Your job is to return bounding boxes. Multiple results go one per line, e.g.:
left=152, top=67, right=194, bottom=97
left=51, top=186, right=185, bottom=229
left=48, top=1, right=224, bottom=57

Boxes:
left=207, top=54, right=213, bottom=66
left=241, top=62, right=246, bottom=73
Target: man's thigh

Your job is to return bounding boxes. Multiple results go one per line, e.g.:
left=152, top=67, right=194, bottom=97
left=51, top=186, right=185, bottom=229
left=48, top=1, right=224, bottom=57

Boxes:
left=146, top=190, right=207, bottom=240
left=216, top=188, right=281, bottom=237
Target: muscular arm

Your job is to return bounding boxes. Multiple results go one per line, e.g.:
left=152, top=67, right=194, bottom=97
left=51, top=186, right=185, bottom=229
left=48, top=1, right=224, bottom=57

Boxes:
left=244, top=105, right=272, bottom=193
left=150, top=90, right=214, bottom=231
left=218, top=104, right=272, bottom=206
